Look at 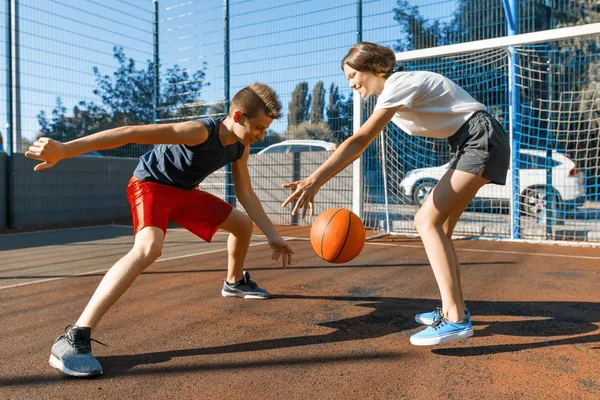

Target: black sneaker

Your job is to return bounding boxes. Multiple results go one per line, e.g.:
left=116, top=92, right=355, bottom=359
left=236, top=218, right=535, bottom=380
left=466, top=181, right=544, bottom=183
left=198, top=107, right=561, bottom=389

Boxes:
left=49, top=325, right=104, bottom=377
left=221, top=270, right=270, bottom=299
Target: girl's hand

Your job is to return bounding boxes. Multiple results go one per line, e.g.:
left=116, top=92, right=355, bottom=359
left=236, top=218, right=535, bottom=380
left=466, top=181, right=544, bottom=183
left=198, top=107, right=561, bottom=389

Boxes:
left=25, top=137, right=68, bottom=171
left=282, top=178, right=319, bottom=218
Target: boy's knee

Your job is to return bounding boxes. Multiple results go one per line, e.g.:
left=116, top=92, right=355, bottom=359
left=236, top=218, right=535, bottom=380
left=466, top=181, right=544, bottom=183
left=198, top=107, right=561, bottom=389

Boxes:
left=238, top=213, right=254, bottom=237
left=134, top=241, right=163, bottom=263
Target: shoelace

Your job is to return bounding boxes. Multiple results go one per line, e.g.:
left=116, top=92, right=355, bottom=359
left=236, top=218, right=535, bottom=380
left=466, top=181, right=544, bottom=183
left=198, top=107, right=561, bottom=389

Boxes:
left=244, top=277, right=258, bottom=289
left=431, top=317, right=448, bottom=330
left=62, top=325, right=108, bottom=353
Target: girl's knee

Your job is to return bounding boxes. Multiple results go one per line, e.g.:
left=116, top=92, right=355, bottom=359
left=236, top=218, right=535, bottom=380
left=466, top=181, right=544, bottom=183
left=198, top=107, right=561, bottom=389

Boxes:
left=414, top=209, right=438, bottom=233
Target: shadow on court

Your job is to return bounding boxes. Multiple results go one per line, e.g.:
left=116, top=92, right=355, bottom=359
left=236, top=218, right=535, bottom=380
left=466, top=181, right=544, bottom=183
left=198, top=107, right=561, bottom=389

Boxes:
left=0, top=225, right=133, bottom=251
left=93, top=296, right=600, bottom=376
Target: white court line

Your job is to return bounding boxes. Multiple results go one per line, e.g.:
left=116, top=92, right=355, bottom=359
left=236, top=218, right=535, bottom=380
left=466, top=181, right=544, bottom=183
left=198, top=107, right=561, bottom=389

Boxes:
left=361, top=241, right=600, bottom=261
left=3, top=231, right=598, bottom=290
left=254, top=233, right=600, bottom=260
left=270, top=234, right=600, bottom=261
left=0, top=240, right=269, bottom=290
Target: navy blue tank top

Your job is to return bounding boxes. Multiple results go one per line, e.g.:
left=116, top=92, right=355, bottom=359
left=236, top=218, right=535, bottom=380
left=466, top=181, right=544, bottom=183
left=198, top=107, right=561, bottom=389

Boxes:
left=133, top=117, right=245, bottom=190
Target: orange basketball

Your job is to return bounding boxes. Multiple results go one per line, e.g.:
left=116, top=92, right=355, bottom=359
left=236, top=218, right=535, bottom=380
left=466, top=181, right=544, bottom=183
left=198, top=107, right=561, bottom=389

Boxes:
left=310, top=208, right=366, bottom=264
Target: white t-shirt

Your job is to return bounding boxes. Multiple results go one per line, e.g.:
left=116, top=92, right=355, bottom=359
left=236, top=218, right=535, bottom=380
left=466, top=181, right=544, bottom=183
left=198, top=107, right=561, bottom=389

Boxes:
left=373, top=71, right=486, bottom=139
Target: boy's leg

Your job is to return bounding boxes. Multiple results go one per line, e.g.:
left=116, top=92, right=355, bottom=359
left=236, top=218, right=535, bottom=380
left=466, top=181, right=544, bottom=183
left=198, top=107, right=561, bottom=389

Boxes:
left=50, top=177, right=173, bottom=377
left=217, top=208, right=254, bottom=283
left=414, top=169, right=488, bottom=323
left=50, top=226, right=165, bottom=377
left=76, top=226, right=165, bottom=329
left=169, top=189, right=268, bottom=299
left=218, top=208, right=270, bottom=299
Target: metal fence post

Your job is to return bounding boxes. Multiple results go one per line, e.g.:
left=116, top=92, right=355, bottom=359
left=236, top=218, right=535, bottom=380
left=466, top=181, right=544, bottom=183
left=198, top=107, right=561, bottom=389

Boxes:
left=504, top=0, right=520, bottom=239
left=152, top=0, right=159, bottom=124
left=351, top=0, right=363, bottom=219
left=224, top=0, right=235, bottom=207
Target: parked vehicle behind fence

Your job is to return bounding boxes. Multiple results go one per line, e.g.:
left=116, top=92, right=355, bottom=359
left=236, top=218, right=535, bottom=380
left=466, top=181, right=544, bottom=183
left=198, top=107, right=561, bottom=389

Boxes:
left=399, top=149, right=586, bottom=215
left=257, top=139, right=337, bottom=154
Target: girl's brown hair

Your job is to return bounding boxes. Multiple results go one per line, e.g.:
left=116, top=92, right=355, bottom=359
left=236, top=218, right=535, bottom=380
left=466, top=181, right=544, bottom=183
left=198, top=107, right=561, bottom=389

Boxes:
left=341, top=42, right=404, bottom=77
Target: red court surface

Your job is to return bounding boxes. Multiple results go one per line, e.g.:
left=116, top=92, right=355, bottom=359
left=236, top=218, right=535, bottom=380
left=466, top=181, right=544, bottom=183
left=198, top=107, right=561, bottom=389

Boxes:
left=1, top=225, right=599, bottom=399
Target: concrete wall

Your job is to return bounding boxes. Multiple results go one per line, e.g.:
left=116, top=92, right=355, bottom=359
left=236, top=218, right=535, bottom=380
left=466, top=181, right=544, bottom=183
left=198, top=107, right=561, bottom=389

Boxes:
left=2, top=152, right=352, bottom=230
left=11, top=153, right=138, bottom=228
left=0, top=152, right=7, bottom=230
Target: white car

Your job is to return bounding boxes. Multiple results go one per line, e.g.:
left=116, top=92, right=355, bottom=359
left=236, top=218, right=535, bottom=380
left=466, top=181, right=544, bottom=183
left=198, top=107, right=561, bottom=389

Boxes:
left=399, top=149, right=586, bottom=215
left=257, top=139, right=337, bottom=154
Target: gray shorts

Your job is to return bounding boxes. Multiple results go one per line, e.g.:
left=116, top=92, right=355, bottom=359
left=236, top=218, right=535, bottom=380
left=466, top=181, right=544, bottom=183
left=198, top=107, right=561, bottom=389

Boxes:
left=447, top=110, right=510, bottom=185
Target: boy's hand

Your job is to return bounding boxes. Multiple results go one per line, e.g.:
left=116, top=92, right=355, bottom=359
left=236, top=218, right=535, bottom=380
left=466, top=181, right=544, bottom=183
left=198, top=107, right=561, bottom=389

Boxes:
left=25, top=137, right=68, bottom=171
left=268, top=235, right=294, bottom=268
left=282, top=178, right=318, bottom=218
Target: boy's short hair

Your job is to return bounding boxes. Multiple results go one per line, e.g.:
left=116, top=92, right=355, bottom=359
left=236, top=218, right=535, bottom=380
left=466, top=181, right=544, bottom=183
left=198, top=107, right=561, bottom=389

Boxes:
left=231, top=82, right=282, bottom=120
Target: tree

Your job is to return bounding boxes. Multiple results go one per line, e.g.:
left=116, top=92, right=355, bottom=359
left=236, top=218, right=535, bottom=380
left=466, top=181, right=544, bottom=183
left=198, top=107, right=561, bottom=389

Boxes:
left=288, top=82, right=311, bottom=128
left=208, top=101, right=226, bottom=117
left=37, top=46, right=209, bottom=157
left=393, top=0, right=443, bottom=52
left=326, top=84, right=353, bottom=143
left=310, top=81, right=325, bottom=123
left=287, top=121, right=338, bottom=143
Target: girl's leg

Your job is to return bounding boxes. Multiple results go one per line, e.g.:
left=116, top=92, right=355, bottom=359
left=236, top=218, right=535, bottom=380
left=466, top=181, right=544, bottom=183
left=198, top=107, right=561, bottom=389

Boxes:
left=76, top=226, right=165, bottom=330
left=217, top=208, right=254, bottom=283
left=414, top=169, right=489, bottom=322
left=441, top=191, right=482, bottom=311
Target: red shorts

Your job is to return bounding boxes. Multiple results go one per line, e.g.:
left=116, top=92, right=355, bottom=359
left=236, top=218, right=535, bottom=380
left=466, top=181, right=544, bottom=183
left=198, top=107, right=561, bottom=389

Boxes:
left=126, top=177, right=233, bottom=242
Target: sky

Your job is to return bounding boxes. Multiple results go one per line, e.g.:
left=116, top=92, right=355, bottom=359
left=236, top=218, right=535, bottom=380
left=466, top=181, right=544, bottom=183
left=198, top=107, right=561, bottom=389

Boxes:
left=0, top=0, right=461, bottom=146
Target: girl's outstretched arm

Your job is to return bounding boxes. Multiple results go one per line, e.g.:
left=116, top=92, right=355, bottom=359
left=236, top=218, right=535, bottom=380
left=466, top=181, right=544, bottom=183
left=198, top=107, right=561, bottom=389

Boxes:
left=282, top=107, right=398, bottom=217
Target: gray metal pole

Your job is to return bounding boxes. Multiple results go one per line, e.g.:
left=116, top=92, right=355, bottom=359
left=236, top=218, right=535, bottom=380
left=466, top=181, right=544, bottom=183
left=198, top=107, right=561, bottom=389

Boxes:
left=224, top=0, right=230, bottom=116
left=10, top=0, right=20, bottom=153
left=4, top=0, right=13, bottom=228
left=224, top=0, right=235, bottom=206
left=5, top=0, right=12, bottom=158
left=357, top=0, right=362, bottom=43
left=152, top=0, right=159, bottom=124
left=351, top=0, right=364, bottom=219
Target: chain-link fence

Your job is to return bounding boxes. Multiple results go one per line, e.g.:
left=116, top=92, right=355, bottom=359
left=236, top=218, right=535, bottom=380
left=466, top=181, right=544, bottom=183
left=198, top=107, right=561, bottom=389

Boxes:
left=1, top=1, right=599, bottom=244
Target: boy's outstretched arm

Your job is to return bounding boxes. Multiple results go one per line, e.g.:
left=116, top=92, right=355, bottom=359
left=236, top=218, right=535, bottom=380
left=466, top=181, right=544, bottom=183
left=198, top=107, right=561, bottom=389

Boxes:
left=282, top=108, right=397, bottom=218
left=24, top=121, right=209, bottom=171
left=232, top=147, right=294, bottom=268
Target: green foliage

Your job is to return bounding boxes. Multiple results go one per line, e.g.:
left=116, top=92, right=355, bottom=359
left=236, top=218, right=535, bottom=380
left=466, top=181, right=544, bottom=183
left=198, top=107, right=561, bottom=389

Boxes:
left=287, top=121, right=338, bottom=143
left=309, top=81, right=325, bottom=123
left=326, top=84, right=353, bottom=142
left=285, top=81, right=353, bottom=144
left=37, top=46, right=209, bottom=158
left=288, top=82, right=311, bottom=128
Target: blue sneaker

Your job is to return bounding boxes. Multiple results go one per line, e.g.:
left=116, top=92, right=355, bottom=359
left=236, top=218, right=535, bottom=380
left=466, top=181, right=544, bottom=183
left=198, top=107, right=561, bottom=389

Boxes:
left=410, top=317, right=473, bottom=346
left=415, top=308, right=471, bottom=325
